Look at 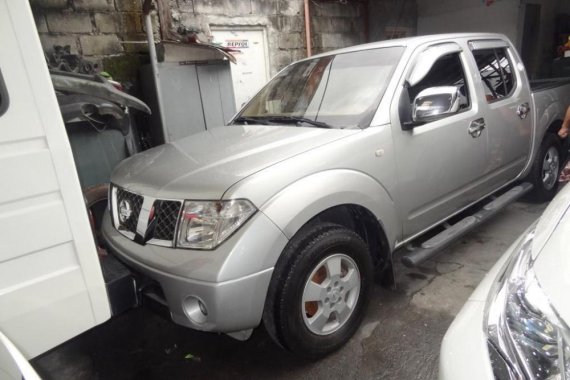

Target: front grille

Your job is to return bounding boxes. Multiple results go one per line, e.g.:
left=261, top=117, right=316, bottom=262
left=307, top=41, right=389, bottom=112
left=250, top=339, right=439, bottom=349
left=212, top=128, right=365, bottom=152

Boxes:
left=116, top=188, right=144, bottom=234
left=112, top=185, right=182, bottom=246
left=152, top=200, right=182, bottom=241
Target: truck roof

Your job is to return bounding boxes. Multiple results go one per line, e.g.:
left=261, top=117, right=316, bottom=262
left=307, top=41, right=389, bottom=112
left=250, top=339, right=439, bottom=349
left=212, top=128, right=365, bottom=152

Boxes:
left=307, top=33, right=509, bottom=60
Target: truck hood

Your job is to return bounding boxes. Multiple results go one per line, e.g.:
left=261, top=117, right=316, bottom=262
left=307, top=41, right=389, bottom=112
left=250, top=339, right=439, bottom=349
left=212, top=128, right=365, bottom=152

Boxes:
left=111, top=124, right=358, bottom=199
left=532, top=185, right=570, bottom=327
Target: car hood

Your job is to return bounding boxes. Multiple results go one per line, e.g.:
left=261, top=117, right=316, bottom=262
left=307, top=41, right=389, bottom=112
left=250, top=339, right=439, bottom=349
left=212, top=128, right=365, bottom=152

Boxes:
left=111, top=124, right=358, bottom=200
left=532, top=184, right=570, bottom=326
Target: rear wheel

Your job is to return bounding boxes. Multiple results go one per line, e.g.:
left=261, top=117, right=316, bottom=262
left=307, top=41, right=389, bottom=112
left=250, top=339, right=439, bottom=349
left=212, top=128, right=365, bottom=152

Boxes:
left=263, top=223, right=372, bottom=358
left=528, top=133, right=561, bottom=202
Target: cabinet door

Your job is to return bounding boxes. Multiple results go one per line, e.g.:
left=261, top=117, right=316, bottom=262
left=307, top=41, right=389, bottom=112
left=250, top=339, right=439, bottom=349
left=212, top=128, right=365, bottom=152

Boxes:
left=0, top=1, right=110, bottom=359
left=391, top=43, right=489, bottom=237
left=197, top=63, right=237, bottom=128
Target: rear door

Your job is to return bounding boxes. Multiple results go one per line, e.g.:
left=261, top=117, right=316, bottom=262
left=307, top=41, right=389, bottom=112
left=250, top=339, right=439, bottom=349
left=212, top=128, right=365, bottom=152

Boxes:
left=390, top=41, right=490, bottom=237
left=467, top=39, right=533, bottom=188
left=0, top=1, right=110, bottom=358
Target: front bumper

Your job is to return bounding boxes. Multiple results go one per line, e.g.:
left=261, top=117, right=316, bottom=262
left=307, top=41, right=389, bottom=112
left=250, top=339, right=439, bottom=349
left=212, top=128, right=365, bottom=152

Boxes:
left=101, top=211, right=288, bottom=334
left=439, top=234, right=523, bottom=380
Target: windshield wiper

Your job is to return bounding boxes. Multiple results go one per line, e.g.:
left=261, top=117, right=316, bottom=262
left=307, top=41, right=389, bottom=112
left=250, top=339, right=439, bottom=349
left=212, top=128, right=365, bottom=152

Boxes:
left=265, top=116, right=333, bottom=129
left=232, top=116, right=269, bottom=125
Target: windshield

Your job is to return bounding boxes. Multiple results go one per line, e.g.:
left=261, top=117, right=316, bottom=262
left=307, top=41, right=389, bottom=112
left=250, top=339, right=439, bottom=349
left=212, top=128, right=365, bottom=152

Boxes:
left=234, top=46, right=404, bottom=129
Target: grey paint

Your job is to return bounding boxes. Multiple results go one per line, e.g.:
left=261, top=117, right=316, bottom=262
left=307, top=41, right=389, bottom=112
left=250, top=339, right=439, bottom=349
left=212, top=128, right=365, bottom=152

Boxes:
left=105, top=33, right=570, bottom=336
left=140, top=61, right=236, bottom=144
left=196, top=63, right=236, bottom=128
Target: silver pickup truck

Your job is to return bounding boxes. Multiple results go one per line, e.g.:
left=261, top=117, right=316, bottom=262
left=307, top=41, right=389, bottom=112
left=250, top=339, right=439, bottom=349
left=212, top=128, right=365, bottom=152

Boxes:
left=102, top=33, right=570, bottom=357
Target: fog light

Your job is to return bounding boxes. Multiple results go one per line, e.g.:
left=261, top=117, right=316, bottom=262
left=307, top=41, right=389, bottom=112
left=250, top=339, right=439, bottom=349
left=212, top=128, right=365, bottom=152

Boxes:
left=183, top=296, right=208, bottom=324
left=198, top=300, right=208, bottom=316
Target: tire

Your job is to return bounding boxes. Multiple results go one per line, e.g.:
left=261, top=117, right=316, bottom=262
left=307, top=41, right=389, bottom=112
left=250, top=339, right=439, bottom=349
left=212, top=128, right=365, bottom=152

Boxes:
left=83, top=183, right=110, bottom=247
left=528, top=133, right=562, bottom=202
left=263, top=223, right=373, bottom=358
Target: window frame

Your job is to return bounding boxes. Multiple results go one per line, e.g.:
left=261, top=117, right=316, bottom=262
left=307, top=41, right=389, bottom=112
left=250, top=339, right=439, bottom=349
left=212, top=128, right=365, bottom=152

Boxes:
left=403, top=49, right=474, bottom=125
left=470, top=46, right=517, bottom=103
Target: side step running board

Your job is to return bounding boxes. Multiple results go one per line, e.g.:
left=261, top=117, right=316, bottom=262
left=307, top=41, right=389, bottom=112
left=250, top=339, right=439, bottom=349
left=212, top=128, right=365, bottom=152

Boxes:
left=401, top=182, right=533, bottom=267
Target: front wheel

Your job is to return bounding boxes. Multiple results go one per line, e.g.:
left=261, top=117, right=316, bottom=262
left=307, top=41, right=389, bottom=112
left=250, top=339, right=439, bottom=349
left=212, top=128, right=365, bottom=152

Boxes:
left=528, top=133, right=561, bottom=202
left=263, top=224, right=372, bottom=358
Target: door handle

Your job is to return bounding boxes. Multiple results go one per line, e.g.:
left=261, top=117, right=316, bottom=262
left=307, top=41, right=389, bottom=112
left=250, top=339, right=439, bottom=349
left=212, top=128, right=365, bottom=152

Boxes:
left=468, top=118, right=486, bottom=138
left=517, top=102, right=530, bottom=119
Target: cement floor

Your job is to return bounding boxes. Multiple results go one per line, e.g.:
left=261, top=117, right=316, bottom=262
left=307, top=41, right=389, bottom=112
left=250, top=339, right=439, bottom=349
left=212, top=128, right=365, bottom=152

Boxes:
left=32, top=200, right=546, bottom=380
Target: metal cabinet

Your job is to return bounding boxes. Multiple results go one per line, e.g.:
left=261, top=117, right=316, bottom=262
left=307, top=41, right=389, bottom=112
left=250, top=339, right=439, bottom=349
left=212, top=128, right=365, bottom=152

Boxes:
left=140, top=43, right=237, bottom=145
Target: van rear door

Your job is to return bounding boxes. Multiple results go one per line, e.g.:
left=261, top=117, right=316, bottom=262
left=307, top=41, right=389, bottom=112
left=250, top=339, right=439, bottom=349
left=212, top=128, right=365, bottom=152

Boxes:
left=0, top=0, right=110, bottom=358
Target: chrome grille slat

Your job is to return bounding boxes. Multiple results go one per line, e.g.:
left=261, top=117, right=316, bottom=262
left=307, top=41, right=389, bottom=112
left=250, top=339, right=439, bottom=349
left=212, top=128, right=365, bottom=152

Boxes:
left=112, top=186, right=181, bottom=246
left=153, top=200, right=181, bottom=241
left=116, top=188, right=143, bottom=234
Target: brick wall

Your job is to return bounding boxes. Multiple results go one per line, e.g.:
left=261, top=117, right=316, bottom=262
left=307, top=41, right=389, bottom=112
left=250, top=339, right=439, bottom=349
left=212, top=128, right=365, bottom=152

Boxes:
left=31, top=0, right=367, bottom=78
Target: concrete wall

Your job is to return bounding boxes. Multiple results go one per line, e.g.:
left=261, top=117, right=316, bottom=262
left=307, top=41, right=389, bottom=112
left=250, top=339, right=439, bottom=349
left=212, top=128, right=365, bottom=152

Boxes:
left=368, top=0, right=417, bottom=41
left=30, top=0, right=366, bottom=79
left=167, top=0, right=366, bottom=75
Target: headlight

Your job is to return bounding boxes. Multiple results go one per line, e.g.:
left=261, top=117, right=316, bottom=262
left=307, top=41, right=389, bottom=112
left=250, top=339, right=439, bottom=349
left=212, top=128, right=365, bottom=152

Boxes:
left=176, top=199, right=256, bottom=250
left=485, top=226, right=570, bottom=380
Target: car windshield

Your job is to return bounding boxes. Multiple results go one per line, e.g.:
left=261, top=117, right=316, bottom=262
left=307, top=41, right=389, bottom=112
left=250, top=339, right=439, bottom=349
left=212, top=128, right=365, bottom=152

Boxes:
left=234, top=46, right=404, bottom=129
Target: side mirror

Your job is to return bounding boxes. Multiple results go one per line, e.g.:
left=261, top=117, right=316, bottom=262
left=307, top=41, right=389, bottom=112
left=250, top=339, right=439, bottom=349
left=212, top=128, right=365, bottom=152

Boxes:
left=412, top=86, right=466, bottom=123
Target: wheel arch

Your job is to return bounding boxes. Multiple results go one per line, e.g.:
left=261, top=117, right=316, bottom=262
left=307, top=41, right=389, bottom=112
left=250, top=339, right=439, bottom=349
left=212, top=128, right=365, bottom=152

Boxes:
left=545, top=119, right=567, bottom=163
left=300, top=204, right=394, bottom=286
left=260, top=169, right=399, bottom=285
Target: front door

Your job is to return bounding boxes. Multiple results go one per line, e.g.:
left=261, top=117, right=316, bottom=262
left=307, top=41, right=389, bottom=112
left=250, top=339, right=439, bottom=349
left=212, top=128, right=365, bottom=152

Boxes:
left=391, top=42, right=490, bottom=237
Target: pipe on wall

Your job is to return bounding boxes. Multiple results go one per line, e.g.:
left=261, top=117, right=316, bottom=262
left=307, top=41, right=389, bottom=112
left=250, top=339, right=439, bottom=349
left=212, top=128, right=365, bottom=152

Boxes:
left=304, top=0, right=312, bottom=57
left=143, top=0, right=168, bottom=142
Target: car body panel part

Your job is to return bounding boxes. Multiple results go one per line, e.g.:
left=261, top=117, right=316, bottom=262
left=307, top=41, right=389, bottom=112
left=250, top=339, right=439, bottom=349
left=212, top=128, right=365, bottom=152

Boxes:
left=402, top=182, right=533, bottom=267
left=50, top=70, right=151, bottom=114
left=103, top=211, right=275, bottom=333
left=111, top=125, right=359, bottom=201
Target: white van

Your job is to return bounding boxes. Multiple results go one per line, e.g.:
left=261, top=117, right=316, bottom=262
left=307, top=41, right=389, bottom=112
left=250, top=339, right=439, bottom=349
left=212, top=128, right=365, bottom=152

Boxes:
left=0, top=1, right=116, bottom=375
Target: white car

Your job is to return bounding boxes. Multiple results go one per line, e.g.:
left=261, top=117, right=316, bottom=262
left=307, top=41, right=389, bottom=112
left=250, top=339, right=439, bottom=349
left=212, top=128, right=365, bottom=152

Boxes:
left=440, top=183, right=570, bottom=379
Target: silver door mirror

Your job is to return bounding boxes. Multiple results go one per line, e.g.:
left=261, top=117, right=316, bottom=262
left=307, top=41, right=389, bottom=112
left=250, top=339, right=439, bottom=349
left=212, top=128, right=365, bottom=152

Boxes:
left=407, top=43, right=463, bottom=87
left=412, top=86, right=466, bottom=123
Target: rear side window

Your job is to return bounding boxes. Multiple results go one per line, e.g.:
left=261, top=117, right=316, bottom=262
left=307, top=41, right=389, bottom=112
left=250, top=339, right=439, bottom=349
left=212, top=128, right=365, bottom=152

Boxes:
left=472, top=48, right=515, bottom=102
left=0, top=69, right=8, bottom=117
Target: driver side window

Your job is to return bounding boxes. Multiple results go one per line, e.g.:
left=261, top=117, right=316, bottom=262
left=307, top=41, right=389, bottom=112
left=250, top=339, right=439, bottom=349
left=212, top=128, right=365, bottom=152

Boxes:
left=408, top=53, right=470, bottom=109
left=400, top=52, right=470, bottom=127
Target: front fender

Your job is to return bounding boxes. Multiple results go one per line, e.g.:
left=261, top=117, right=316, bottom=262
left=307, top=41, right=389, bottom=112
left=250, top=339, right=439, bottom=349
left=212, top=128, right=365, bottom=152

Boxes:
left=260, top=169, right=399, bottom=250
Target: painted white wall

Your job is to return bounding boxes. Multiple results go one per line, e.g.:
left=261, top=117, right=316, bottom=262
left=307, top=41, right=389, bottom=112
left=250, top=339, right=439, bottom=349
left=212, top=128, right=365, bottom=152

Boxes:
left=418, top=0, right=564, bottom=78
left=417, top=0, right=521, bottom=47
left=211, top=28, right=270, bottom=110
